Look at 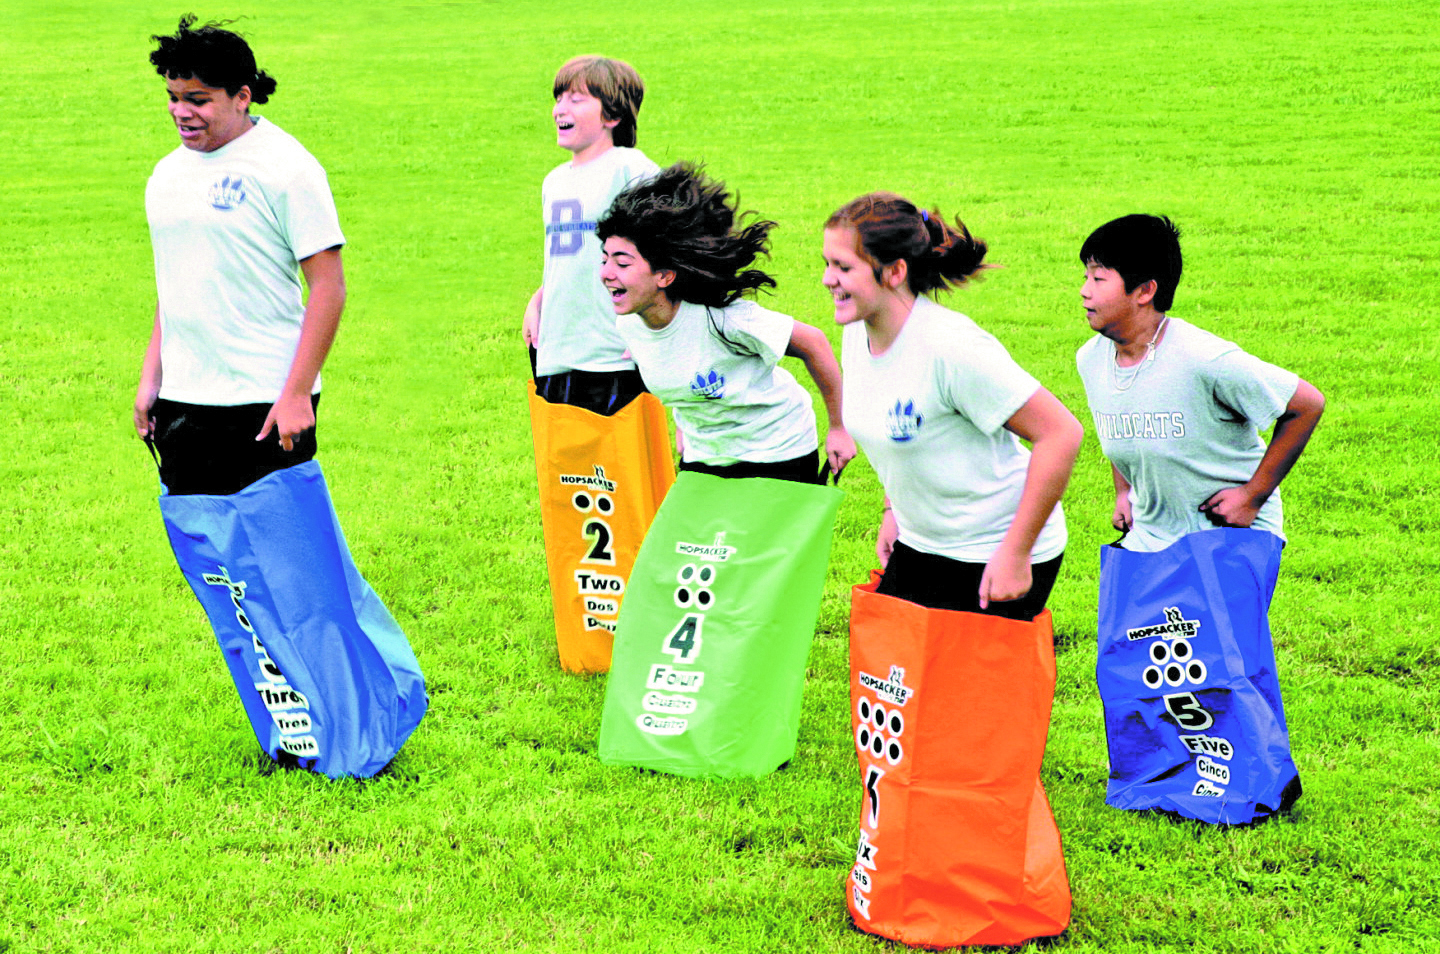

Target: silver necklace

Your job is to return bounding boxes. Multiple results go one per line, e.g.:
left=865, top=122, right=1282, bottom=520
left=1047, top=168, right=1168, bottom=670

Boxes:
left=1109, top=316, right=1169, bottom=392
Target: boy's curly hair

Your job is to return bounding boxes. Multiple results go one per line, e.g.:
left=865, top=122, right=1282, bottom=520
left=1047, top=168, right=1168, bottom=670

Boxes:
left=150, top=14, right=277, bottom=102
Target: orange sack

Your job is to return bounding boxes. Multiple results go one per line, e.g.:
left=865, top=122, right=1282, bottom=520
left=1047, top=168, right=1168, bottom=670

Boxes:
left=527, top=383, right=675, bottom=673
left=847, top=573, right=1071, bottom=948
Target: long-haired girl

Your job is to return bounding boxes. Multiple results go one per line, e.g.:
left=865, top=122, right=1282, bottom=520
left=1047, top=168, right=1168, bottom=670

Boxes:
left=598, top=162, right=854, bottom=483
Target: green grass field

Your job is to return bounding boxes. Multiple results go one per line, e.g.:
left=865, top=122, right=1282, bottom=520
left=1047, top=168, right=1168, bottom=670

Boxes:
left=4, top=1, right=1439, bottom=950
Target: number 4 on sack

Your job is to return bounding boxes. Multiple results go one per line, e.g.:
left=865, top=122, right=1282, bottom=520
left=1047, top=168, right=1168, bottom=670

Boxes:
left=663, top=613, right=704, bottom=663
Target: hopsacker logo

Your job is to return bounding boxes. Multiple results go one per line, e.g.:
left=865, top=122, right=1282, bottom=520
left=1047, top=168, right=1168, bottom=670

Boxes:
left=1126, top=606, right=1202, bottom=642
left=558, top=465, right=617, bottom=492
left=674, top=532, right=736, bottom=562
left=851, top=665, right=914, bottom=920
left=857, top=665, right=913, bottom=706
left=203, top=567, right=320, bottom=759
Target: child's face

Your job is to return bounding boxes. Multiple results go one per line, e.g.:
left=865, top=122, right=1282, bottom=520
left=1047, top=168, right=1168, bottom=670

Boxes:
left=166, top=74, right=252, bottom=153
left=601, top=236, right=674, bottom=326
left=822, top=227, right=885, bottom=326
left=553, top=84, right=617, bottom=161
left=1081, top=261, right=1148, bottom=335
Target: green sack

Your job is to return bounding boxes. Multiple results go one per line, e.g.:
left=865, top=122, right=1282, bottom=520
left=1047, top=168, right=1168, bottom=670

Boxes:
left=598, top=471, right=842, bottom=778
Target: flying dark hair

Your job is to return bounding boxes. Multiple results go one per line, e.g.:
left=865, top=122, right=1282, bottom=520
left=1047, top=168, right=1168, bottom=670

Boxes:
left=1079, top=214, right=1183, bottom=312
left=553, top=56, right=645, bottom=149
left=150, top=14, right=277, bottom=103
left=597, top=161, right=777, bottom=309
left=825, top=192, right=992, bottom=295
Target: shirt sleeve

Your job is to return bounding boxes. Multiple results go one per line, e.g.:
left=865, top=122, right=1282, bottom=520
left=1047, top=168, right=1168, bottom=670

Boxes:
left=273, top=154, right=346, bottom=262
left=631, top=155, right=660, bottom=181
left=1204, top=348, right=1299, bottom=427
left=714, top=300, right=792, bottom=368
left=936, top=328, right=1040, bottom=435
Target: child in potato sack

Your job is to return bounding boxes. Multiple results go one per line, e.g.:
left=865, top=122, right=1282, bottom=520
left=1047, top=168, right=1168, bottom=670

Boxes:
left=1074, top=214, right=1325, bottom=552
left=136, top=15, right=346, bottom=493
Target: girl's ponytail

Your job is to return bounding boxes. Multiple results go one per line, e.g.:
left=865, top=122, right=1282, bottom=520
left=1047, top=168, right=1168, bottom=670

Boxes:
left=920, top=209, right=989, bottom=293
left=827, top=193, right=993, bottom=295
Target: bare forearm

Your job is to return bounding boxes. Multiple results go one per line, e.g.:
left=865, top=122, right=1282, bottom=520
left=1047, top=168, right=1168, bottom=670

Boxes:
left=283, top=249, right=346, bottom=399
left=523, top=286, right=543, bottom=344
left=138, top=306, right=163, bottom=395
left=787, top=323, right=844, bottom=426
left=282, top=290, right=342, bottom=397
left=979, top=394, right=1080, bottom=606
left=1245, top=380, right=1325, bottom=503
left=1001, top=426, right=1081, bottom=555
left=134, top=306, right=164, bottom=438
left=810, top=356, right=844, bottom=429
left=1111, top=462, right=1132, bottom=500
left=998, top=389, right=1083, bottom=557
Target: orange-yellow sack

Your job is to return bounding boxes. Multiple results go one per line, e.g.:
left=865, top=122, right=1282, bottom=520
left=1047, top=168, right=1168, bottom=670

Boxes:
left=846, top=572, right=1071, bottom=948
left=527, top=384, right=675, bottom=673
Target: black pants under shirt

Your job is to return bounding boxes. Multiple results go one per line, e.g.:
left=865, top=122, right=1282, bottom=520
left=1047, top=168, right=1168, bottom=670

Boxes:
left=151, top=395, right=320, bottom=496
left=875, top=541, right=1063, bottom=621
left=678, top=449, right=824, bottom=485
left=530, top=347, right=647, bottom=417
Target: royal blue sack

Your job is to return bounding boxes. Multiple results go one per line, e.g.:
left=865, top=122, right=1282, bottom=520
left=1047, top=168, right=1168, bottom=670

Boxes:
left=159, top=461, right=427, bottom=778
left=1096, top=528, right=1300, bottom=825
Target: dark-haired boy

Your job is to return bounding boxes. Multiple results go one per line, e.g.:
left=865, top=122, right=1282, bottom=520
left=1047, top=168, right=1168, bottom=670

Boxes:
left=1074, top=214, right=1325, bottom=551
left=136, top=15, right=345, bottom=495
left=522, top=56, right=659, bottom=414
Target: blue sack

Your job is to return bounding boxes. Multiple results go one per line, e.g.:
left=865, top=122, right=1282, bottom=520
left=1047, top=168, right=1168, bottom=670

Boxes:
left=1096, top=528, right=1300, bottom=825
left=159, top=461, right=427, bottom=778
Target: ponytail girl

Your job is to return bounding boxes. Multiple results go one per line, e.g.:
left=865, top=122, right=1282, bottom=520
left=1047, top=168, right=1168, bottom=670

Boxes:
left=823, top=193, right=1082, bottom=619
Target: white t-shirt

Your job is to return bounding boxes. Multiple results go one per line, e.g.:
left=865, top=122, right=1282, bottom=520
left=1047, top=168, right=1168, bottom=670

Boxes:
left=536, top=147, right=659, bottom=377
left=1075, top=317, right=1299, bottom=552
left=616, top=299, right=818, bottom=466
left=842, top=296, right=1067, bottom=563
left=146, top=117, right=345, bottom=406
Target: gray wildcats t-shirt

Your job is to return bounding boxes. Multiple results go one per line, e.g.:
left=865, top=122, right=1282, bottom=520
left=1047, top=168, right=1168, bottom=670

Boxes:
left=1076, top=317, right=1299, bottom=552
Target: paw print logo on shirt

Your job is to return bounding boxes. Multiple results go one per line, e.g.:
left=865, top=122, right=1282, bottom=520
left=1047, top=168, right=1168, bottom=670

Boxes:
left=209, top=175, right=248, bottom=211
left=691, top=368, right=725, bottom=400
left=885, top=399, right=923, bottom=442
